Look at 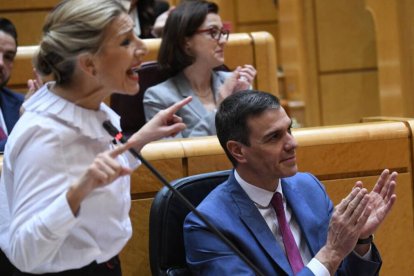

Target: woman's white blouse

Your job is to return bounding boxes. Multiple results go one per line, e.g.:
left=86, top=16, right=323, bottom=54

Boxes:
left=0, top=83, right=139, bottom=273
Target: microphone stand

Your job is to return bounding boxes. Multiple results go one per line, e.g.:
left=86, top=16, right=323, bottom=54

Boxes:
left=103, top=121, right=264, bottom=276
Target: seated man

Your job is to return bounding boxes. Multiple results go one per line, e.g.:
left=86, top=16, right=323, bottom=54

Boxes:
left=0, top=18, right=24, bottom=152
left=184, top=90, right=397, bottom=275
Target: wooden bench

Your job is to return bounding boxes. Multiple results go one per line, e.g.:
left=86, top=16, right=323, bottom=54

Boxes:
left=9, top=31, right=278, bottom=97
left=121, top=118, right=414, bottom=276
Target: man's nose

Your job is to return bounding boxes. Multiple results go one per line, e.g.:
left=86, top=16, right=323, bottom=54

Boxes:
left=285, top=133, right=298, bottom=151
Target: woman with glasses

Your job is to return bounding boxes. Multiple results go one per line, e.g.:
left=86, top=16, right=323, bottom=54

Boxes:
left=143, top=0, right=256, bottom=138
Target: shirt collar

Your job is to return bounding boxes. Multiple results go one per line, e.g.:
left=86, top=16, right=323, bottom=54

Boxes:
left=23, top=82, right=120, bottom=141
left=234, top=169, right=283, bottom=208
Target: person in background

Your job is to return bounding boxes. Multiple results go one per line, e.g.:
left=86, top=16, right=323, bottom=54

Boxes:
left=0, top=18, right=24, bottom=152
left=144, top=0, right=256, bottom=138
left=121, top=0, right=171, bottom=38
left=184, top=90, right=397, bottom=275
left=0, top=0, right=190, bottom=275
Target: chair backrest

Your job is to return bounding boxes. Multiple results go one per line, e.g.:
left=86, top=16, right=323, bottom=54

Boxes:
left=110, top=63, right=230, bottom=137
left=149, top=170, right=232, bottom=276
left=110, top=61, right=169, bottom=137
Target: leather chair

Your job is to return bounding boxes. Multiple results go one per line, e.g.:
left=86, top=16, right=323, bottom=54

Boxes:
left=149, top=170, right=232, bottom=276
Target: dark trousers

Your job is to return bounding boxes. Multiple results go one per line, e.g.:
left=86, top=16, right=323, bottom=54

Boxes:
left=0, top=248, right=15, bottom=276
left=0, top=248, right=121, bottom=276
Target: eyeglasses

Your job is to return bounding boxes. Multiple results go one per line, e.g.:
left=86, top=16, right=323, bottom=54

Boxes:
left=195, top=27, right=230, bottom=42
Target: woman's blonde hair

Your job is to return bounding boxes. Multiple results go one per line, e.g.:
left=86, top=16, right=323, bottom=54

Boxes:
left=34, top=0, right=127, bottom=85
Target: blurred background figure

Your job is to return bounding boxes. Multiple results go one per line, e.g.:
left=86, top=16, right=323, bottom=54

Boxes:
left=120, top=0, right=171, bottom=38
left=144, top=0, right=257, bottom=138
left=0, top=18, right=24, bottom=152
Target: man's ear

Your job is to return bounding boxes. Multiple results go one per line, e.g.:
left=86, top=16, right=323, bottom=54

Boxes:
left=78, top=53, right=97, bottom=77
left=227, top=140, right=247, bottom=164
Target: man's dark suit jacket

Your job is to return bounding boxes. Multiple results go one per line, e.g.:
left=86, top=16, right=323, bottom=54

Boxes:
left=184, top=171, right=382, bottom=275
left=0, top=87, right=24, bottom=152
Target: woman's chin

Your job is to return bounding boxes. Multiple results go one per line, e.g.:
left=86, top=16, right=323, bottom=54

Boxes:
left=118, top=85, right=140, bottom=96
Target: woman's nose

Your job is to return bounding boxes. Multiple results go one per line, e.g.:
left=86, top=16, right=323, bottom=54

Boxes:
left=135, top=37, right=148, bottom=57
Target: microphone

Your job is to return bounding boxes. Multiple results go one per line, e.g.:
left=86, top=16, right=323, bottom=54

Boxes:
left=103, top=121, right=140, bottom=159
left=102, top=120, right=264, bottom=276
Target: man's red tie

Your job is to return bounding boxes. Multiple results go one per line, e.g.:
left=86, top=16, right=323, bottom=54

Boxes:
left=271, top=192, right=304, bottom=274
left=0, top=127, right=7, bottom=140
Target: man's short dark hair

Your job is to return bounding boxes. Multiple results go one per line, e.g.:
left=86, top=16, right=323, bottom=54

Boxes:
left=215, top=90, right=281, bottom=166
left=0, top=18, right=18, bottom=46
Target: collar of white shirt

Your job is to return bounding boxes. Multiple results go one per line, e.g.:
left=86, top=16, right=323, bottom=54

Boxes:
left=234, top=169, right=283, bottom=208
left=23, top=82, right=121, bottom=141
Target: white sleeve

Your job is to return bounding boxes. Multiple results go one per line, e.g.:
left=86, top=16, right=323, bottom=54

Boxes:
left=307, top=258, right=330, bottom=276
left=5, top=126, right=78, bottom=271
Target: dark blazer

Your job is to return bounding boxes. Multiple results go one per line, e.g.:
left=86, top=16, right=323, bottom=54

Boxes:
left=184, top=171, right=382, bottom=275
left=0, top=87, right=24, bottom=152
left=143, top=70, right=231, bottom=138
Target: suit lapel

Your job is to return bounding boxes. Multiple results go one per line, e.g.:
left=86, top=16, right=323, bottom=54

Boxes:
left=228, top=173, right=293, bottom=275
left=281, top=178, right=324, bottom=255
left=0, top=89, right=21, bottom=132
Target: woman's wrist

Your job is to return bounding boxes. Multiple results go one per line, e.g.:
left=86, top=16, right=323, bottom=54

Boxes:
left=66, top=182, right=92, bottom=216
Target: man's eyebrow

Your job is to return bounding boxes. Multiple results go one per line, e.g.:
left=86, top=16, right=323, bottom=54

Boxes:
left=262, top=120, right=293, bottom=141
left=262, top=128, right=282, bottom=141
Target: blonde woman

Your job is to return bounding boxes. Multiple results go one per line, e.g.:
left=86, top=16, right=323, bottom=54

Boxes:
left=0, top=0, right=190, bottom=274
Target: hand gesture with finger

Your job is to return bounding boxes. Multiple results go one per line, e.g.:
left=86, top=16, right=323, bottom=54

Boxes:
left=82, top=145, right=133, bottom=189
left=67, top=144, right=134, bottom=215
left=127, top=96, right=192, bottom=151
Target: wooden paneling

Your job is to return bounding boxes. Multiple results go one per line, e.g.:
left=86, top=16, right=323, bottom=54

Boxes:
left=187, top=155, right=232, bottom=176
left=250, top=32, right=279, bottom=95
left=237, top=24, right=278, bottom=47
left=119, top=199, right=153, bottom=276
left=315, top=0, right=377, bottom=71
left=279, top=0, right=379, bottom=126
left=233, top=0, right=279, bottom=67
left=365, top=0, right=414, bottom=118
left=0, top=11, right=48, bottom=46
left=235, top=0, right=278, bottom=23
left=0, top=0, right=59, bottom=10
left=222, top=33, right=255, bottom=70
left=0, top=0, right=60, bottom=46
left=279, top=0, right=320, bottom=126
left=319, top=71, right=380, bottom=125
left=211, top=0, right=236, bottom=26
left=131, top=159, right=183, bottom=196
